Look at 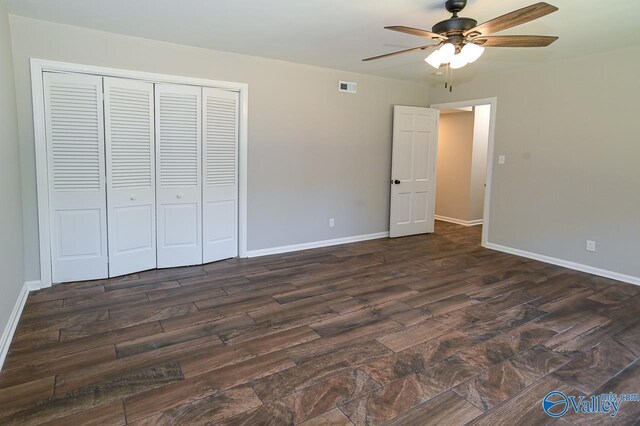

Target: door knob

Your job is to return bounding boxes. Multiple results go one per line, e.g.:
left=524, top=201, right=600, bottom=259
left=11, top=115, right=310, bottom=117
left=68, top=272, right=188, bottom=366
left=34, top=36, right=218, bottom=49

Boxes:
left=394, top=180, right=401, bottom=185
left=176, top=194, right=182, bottom=199
left=130, top=196, right=136, bottom=201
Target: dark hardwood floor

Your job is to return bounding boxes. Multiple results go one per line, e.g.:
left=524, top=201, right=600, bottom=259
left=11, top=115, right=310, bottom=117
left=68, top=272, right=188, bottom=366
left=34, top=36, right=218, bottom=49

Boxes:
left=1, top=221, right=639, bottom=425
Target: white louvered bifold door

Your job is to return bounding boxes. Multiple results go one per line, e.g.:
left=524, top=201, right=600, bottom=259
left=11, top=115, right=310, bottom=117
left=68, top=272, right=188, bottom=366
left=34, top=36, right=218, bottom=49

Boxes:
left=104, top=77, right=156, bottom=277
left=155, top=84, right=203, bottom=267
left=44, top=72, right=108, bottom=283
left=202, top=88, right=239, bottom=263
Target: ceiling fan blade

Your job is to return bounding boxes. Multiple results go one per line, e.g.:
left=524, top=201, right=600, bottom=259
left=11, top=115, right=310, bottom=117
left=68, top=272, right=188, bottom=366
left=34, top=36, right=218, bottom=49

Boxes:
left=385, top=26, right=448, bottom=41
left=473, top=35, right=558, bottom=47
left=464, top=2, right=558, bottom=37
left=362, top=44, right=438, bottom=62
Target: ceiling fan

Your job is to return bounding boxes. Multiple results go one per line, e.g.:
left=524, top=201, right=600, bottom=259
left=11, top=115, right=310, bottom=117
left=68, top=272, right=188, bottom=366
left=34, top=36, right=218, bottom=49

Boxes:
left=363, top=0, right=559, bottom=71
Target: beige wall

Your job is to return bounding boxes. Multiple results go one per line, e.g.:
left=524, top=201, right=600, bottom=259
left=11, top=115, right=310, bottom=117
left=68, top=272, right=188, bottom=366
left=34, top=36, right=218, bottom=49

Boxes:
left=436, top=111, right=474, bottom=221
left=469, top=105, right=490, bottom=221
left=429, top=46, right=640, bottom=279
left=8, top=15, right=428, bottom=282
left=0, top=1, right=24, bottom=346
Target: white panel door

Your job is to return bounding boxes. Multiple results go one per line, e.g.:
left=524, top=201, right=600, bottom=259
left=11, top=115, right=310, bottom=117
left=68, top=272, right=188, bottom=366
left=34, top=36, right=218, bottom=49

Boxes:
left=389, top=106, right=439, bottom=238
left=104, top=77, right=156, bottom=277
left=202, top=88, right=239, bottom=263
left=44, top=72, right=108, bottom=283
left=155, top=84, right=203, bottom=267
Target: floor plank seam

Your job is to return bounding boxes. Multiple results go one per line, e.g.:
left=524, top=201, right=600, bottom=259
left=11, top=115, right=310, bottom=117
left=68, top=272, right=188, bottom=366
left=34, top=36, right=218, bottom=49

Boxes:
left=450, top=386, right=484, bottom=413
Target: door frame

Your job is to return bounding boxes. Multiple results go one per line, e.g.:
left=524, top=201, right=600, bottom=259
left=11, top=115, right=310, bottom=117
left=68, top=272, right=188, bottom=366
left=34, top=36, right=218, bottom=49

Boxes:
left=31, top=58, right=249, bottom=287
left=429, top=97, right=497, bottom=248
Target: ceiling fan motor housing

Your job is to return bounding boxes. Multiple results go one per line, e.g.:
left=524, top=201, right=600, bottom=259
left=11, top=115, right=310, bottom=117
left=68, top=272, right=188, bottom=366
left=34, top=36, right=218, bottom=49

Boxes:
left=434, top=0, right=477, bottom=46
left=432, top=17, right=477, bottom=36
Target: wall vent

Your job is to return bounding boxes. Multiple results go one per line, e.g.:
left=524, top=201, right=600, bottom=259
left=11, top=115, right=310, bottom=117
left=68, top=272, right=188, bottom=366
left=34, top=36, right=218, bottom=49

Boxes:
left=338, top=81, right=357, bottom=94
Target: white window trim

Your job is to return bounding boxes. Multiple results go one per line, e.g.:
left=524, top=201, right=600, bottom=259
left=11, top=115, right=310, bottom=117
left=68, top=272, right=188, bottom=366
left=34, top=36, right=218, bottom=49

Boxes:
left=30, top=58, right=249, bottom=287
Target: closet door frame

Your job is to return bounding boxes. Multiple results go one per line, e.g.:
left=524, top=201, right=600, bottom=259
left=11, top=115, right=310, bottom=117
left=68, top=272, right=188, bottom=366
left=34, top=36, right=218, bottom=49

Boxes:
left=31, top=59, right=248, bottom=287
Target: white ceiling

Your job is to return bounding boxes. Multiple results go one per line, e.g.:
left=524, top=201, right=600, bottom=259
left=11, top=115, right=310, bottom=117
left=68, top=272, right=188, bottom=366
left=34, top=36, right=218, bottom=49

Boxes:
left=6, top=0, right=640, bottom=82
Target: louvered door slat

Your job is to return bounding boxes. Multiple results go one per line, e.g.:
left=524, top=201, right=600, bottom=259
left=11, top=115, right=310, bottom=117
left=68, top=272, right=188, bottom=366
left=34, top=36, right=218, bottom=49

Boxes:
left=44, top=72, right=108, bottom=283
left=202, top=88, right=239, bottom=263
left=205, top=96, right=237, bottom=187
left=104, top=77, right=157, bottom=277
left=155, top=84, right=202, bottom=268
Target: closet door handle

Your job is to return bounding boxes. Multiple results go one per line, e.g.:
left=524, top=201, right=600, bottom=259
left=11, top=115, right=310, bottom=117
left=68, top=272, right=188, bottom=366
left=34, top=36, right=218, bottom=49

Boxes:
left=176, top=194, right=182, bottom=199
left=130, top=196, right=136, bottom=201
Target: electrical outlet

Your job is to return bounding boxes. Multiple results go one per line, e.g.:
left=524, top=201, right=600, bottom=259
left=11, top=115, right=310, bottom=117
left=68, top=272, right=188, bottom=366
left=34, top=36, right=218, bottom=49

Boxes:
left=329, top=218, right=335, bottom=228
left=586, top=240, right=596, bottom=252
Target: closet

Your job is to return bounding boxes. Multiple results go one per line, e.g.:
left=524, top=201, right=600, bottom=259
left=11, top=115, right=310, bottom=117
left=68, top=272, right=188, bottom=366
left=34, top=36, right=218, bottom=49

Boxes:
left=43, top=71, right=239, bottom=283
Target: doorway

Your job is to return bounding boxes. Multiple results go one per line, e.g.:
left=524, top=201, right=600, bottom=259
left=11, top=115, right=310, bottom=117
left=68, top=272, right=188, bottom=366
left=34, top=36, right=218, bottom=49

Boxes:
left=430, top=98, right=497, bottom=247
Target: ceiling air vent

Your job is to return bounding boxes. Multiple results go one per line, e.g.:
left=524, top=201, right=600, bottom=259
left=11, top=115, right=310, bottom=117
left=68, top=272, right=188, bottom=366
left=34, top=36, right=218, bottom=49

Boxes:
left=338, top=81, right=357, bottom=94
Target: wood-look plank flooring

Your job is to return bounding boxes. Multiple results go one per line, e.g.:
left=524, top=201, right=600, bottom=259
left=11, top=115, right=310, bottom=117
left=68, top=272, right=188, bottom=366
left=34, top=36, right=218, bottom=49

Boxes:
left=2, top=221, right=640, bottom=425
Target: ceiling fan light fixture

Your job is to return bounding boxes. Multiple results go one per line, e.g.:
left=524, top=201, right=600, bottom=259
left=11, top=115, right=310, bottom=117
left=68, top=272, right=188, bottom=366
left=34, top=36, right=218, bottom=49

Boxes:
left=425, top=51, right=443, bottom=69
left=449, top=53, right=468, bottom=69
left=461, top=42, right=484, bottom=63
left=363, top=1, right=560, bottom=93
left=438, top=43, right=456, bottom=64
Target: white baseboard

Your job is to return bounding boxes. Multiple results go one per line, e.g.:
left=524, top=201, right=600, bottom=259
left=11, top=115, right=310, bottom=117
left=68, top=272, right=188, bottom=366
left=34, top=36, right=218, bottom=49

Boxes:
left=246, top=232, right=389, bottom=258
left=435, top=215, right=483, bottom=227
left=0, top=281, right=32, bottom=370
left=26, top=280, right=45, bottom=291
left=484, top=242, right=640, bottom=286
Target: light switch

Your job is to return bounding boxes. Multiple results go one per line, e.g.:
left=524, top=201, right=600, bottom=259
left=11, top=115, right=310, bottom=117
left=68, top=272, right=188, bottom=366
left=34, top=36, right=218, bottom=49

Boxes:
left=498, top=155, right=506, bottom=165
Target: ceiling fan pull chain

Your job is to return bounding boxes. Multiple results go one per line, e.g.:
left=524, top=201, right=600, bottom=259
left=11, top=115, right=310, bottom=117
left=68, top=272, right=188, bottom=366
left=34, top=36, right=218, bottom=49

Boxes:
left=444, top=64, right=449, bottom=89
left=444, top=65, right=448, bottom=88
